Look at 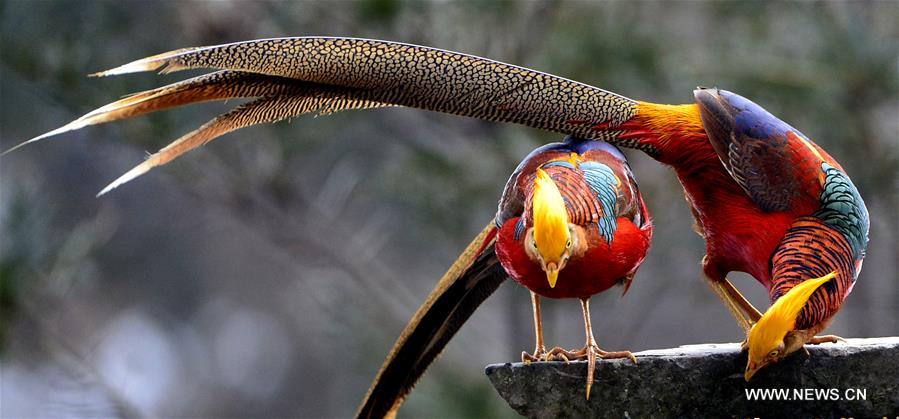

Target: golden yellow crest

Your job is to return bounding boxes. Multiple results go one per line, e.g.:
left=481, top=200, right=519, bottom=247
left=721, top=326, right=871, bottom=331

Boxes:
left=532, top=168, right=570, bottom=262
left=747, top=272, right=836, bottom=361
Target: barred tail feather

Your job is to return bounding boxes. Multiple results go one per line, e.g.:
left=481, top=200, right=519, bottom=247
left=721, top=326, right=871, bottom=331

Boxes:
left=97, top=87, right=391, bottom=194
left=84, top=37, right=639, bottom=140
left=15, top=37, right=642, bottom=192
left=356, top=222, right=503, bottom=419
left=4, top=71, right=307, bottom=156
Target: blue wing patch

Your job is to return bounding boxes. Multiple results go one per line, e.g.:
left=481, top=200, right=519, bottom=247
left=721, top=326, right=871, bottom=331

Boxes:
left=513, top=217, right=526, bottom=241
left=579, top=161, right=619, bottom=244
left=814, top=163, right=869, bottom=260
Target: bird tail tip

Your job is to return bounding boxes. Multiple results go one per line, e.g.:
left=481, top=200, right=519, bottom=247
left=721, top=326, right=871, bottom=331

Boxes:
left=97, top=163, right=153, bottom=197
left=90, top=60, right=171, bottom=77
left=2, top=120, right=89, bottom=156
left=90, top=48, right=193, bottom=77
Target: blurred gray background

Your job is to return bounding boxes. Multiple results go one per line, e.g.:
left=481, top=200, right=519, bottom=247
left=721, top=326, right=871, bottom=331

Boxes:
left=1, top=1, right=897, bottom=417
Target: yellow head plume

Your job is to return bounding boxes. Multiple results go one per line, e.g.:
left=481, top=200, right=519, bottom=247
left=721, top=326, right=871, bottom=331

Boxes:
left=532, top=168, right=570, bottom=287
left=746, top=271, right=836, bottom=378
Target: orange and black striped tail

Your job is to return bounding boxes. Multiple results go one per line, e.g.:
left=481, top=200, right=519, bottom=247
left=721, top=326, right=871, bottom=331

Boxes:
left=356, top=223, right=504, bottom=419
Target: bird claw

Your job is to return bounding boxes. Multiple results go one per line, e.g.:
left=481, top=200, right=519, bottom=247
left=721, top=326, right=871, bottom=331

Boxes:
left=545, top=346, right=572, bottom=362
left=521, top=346, right=552, bottom=363
left=544, top=343, right=636, bottom=400
left=545, top=345, right=636, bottom=363
left=597, top=348, right=637, bottom=365
left=522, top=347, right=571, bottom=363
left=807, top=335, right=846, bottom=345
left=521, top=351, right=536, bottom=364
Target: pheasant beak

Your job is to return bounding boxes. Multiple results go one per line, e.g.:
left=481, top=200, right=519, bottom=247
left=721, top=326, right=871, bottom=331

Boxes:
left=545, top=262, right=559, bottom=288
left=744, top=360, right=765, bottom=381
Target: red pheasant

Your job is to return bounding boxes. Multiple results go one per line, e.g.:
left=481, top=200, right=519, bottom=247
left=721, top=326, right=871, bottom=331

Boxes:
left=494, top=137, right=652, bottom=397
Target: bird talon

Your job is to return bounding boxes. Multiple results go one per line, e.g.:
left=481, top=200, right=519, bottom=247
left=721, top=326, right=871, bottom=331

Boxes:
left=522, top=346, right=552, bottom=363
left=521, top=351, right=534, bottom=364
left=807, top=335, right=846, bottom=345
left=546, top=346, right=577, bottom=363
left=596, top=348, right=637, bottom=364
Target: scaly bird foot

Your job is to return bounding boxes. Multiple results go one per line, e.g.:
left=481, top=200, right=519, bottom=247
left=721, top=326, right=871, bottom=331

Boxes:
left=807, top=335, right=847, bottom=345
left=521, top=346, right=550, bottom=363
left=541, top=346, right=570, bottom=362
left=792, top=335, right=843, bottom=359
left=546, top=345, right=637, bottom=364
left=546, top=343, right=636, bottom=400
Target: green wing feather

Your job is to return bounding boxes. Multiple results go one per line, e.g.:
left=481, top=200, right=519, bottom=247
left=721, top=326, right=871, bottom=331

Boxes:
left=814, top=163, right=869, bottom=260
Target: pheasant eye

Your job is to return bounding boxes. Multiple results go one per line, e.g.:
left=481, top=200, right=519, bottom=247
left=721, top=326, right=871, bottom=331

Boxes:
left=566, top=240, right=572, bottom=248
left=533, top=241, right=538, bottom=249
left=769, top=350, right=779, bottom=357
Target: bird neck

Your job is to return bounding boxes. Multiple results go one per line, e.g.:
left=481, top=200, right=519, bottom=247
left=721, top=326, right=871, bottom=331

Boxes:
left=617, top=102, right=717, bottom=169
left=635, top=102, right=705, bottom=140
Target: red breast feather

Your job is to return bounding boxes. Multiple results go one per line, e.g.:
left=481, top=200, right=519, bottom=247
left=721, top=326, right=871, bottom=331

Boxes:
left=497, top=216, right=650, bottom=299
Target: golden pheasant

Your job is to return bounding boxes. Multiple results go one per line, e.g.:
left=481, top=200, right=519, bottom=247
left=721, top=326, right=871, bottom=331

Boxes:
left=12, top=37, right=868, bottom=415
left=495, top=137, right=651, bottom=398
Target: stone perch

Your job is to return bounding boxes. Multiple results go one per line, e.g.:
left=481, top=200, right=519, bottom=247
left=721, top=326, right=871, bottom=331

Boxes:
left=486, top=337, right=899, bottom=417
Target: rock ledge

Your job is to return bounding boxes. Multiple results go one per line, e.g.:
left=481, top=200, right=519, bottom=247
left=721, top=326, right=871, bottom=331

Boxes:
left=486, top=337, right=899, bottom=418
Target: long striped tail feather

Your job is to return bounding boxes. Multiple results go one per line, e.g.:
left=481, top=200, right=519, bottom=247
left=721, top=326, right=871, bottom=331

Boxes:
left=3, top=71, right=307, bottom=156
left=8, top=70, right=398, bottom=194
left=96, top=87, right=392, bottom=195
left=356, top=222, right=504, bottom=419
left=88, top=37, right=638, bottom=136
left=12, top=37, right=642, bottom=193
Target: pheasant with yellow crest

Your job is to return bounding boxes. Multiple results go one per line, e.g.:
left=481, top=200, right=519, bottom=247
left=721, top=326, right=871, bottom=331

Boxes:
left=11, top=37, right=869, bottom=416
left=494, top=138, right=652, bottom=397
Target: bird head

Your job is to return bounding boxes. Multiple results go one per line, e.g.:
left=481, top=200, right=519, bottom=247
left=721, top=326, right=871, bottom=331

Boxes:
left=526, top=168, right=573, bottom=288
left=744, top=272, right=836, bottom=381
